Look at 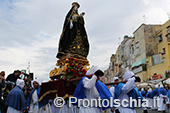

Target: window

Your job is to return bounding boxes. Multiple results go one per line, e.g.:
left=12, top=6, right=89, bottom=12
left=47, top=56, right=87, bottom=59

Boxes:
left=167, top=28, right=170, bottom=34
left=167, top=34, right=170, bottom=41
left=162, top=48, right=166, bottom=55
left=157, top=34, right=163, bottom=43
left=152, top=54, right=161, bottom=66
left=162, top=58, right=165, bottom=63
left=146, top=63, right=149, bottom=68
left=132, top=46, right=134, bottom=54
left=136, top=41, right=139, bottom=49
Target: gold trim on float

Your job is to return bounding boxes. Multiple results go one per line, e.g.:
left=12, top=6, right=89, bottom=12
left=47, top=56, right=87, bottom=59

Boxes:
left=39, top=90, right=58, bottom=102
left=39, top=89, right=74, bottom=102
left=57, top=52, right=87, bottom=60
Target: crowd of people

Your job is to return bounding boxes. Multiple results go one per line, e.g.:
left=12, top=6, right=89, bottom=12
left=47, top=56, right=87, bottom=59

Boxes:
left=109, top=74, right=170, bottom=113
left=140, top=84, right=169, bottom=113
left=0, top=70, right=33, bottom=113
left=1, top=68, right=170, bottom=113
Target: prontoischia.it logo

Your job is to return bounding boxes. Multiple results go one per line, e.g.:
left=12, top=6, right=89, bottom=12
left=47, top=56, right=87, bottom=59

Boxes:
left=53, top=97, right=160, bottom=108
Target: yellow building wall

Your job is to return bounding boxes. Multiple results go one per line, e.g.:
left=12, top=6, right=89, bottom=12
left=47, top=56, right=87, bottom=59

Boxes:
left=163, top=20, right=170, bottom=71
left=147, top=19, right=170, bottom=80
left=147, top=63, right=166, bottom=79
left=136, top=71, right=147, bottom=82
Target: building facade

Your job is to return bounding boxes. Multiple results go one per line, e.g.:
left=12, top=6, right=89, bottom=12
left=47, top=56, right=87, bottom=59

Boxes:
left=104, top=19, right=170, bottom=83
left=147, top=19, right=170, bottom=83
left=131, top=24, right=161, bottom=82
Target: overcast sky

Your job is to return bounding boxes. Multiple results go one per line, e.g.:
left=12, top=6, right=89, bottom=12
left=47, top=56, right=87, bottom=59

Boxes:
left=1, top=0, right=170, bottom=81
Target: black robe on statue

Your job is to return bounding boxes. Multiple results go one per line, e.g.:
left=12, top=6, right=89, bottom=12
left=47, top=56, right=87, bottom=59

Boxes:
left=57, top=6, right=89, bottom=59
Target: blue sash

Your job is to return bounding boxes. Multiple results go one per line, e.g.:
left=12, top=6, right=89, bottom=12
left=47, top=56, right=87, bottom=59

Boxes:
left=73, top=77, right=114, bottom=110
left=27, top=86, right=48, bottom=108
left=115, top=83, right=143, bottom=108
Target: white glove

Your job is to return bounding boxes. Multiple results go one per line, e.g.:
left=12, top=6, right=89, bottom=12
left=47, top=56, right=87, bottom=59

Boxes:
left=70, top=20, right=73, bottom=29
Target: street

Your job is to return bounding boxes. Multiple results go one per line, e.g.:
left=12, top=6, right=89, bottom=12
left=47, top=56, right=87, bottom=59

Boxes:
left=137, top=108, right=170, bottom=113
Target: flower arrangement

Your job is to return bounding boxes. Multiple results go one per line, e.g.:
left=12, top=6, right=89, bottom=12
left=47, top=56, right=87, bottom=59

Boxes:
left=64, top=57, right=87, bottom=80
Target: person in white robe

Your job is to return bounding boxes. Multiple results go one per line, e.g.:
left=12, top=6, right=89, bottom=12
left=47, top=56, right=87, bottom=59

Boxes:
left=141, top=88, right=146, bottom=99
left=166, top=88, right=170, bottom=113
left=72, top=66, right=113, bottom=113
left=117, top=71, right=137, bottom=113
left=150, top=85, right=160, bottom=110
left=109, top=77, right=119, bottom=113
left=59, top=101, right=77, bottom=113
left=6, top=79, right=27, bottom=113
left=115, top=71, right=148, bottom=113
left=146, top=87, right=153, bottom=109
left=39, top=81, right=52, bottom=113
left=158, top=85, right=167, bottom=112
left=79, top=66, right=102, bottom=113
left=27, top=80, right=51, bottom=113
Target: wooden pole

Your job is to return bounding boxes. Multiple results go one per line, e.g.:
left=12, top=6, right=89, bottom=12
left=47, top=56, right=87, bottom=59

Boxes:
left=67, top=74, right=127, bottom=86
left=68, top=75, right=93, bottom=82
left=105, top=81, right=126, bottom=86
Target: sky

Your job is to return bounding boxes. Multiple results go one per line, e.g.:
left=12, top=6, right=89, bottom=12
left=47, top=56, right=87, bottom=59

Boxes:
left=1, top=0, right=170, bottom=82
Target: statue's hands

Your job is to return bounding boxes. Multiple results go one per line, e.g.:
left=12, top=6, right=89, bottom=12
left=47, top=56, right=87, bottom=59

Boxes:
left=80, top=12, right=85, bottom=17
left=70, top=20, right=73, bottom=29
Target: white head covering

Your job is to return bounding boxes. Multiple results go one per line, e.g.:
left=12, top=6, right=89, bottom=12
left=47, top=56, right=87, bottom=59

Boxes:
left=122, top=71, right=135, bottom=81
left=16, top=79, right=25, bottom=89
left=160, top=85, right=164, bottom=88
left=148, top=88, right=152, bottom=92
left=155, top=85, right=158, bottom=88
left=86, top=66, right=99, bottom=75
left=32, top=79, right=40, bottom=88
left=112, top=77, right=119, bottom=82
left=141, top=88, right=144, bottom=91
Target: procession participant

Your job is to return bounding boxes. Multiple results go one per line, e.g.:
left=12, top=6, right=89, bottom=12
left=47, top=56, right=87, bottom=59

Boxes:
left=2, top=83, right=13, bottom=113
left=72, top=66, right=114, bottom=113
left=0, top=72, right=5, bottom=113
left=39, top=81, right=52, bottom=113
left=140, top=88, right=148, bottom=113
left=49, top=98, right=61, bottom=113
left=114, top=70, right=147, bottom=113
left=146, top=87, right=152, bottom=109
left=110, top=77, right=119, bottom=97
left=5, top=79, right=27, bottom=113
left=109, top=77, right=119, bottom=113
left=58, top=100, right=76, bottom=113
left=166, top=88, right=170, bottom=112
left=141, top=88, right=146, bottom=99
left=27, top=80, right=51, bottom=113
left=158, top=85, right=167, bottom=112
left=6, top=70, right=21, bottom=84
left=150, top=85, right=160, bottom=110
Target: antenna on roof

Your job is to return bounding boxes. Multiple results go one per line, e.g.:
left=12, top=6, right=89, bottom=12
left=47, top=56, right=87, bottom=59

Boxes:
left=118, top=37, right=121, bottom=45
left=167, top=12, right=170, bottom=19
left=143, top=15, right=146, bottom=23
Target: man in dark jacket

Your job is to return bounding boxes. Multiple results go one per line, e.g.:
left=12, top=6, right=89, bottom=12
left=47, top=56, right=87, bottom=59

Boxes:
left=0, top=73, right=6, bottom=112
left=6, top=70, right=21, bottom=84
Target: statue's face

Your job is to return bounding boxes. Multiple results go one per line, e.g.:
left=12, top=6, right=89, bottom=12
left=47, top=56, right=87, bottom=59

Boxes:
left=73, top=5, right=78, bottom=11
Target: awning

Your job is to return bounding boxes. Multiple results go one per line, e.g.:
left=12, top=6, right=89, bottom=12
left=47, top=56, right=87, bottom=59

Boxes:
left=137, top=82, right=155, bottom=88
left=131, top=58, right=146, bottom=68
left=164, top=78, right=170, bottom=84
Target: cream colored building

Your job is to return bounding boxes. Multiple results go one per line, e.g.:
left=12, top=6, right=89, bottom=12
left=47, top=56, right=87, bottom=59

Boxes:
left=131, top=24, right=161, bottom=82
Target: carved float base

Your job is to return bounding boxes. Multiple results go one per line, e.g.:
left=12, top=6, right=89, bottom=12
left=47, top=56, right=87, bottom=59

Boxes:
left=49, top=54, right=90, bottom=80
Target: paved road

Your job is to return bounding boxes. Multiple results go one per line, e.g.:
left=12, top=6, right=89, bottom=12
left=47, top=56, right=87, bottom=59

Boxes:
left=137, top=108, right=170, bottom=113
